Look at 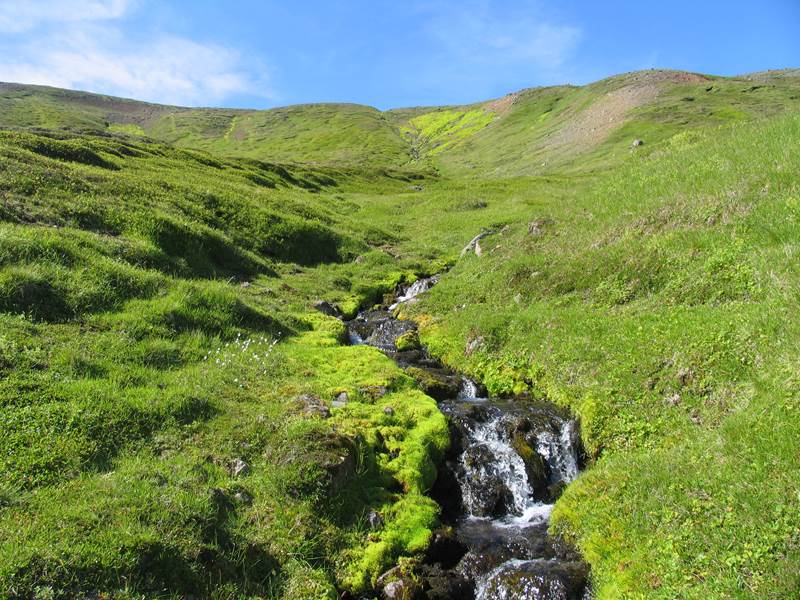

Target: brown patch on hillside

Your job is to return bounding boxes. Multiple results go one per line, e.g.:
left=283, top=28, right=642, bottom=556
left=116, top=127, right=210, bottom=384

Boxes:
left=537, top=70, right=713, bottom=156
left=544, top=83, right=659, bottom=153
left=484, top=92, right=519, bottom=115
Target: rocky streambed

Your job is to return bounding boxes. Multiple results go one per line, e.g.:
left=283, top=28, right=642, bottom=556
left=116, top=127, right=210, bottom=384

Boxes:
left=346, top=276, right=591, bottom=600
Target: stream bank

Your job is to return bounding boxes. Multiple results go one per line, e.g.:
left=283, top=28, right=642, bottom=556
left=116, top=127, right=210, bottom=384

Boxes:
left=345, top=276, right=591, bottom=600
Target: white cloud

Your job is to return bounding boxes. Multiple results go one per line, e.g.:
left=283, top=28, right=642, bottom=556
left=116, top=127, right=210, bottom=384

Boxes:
left=0, top=2, right=271, bottom=106
left=0, top=0, right=133, bottom=33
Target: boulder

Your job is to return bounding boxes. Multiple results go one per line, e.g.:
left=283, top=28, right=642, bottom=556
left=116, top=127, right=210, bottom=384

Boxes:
left=295, top=393, right=330, bottom=419
left=425, top=528, right=469, bottom=569
left=527, top=218, right=554, bottom=237
left=461, top=444, right=512, bottom=517
left=395, top=330, right=421, bottom=352
left=464, top=336, right=484, bottom=357
left=460, top=230, right=494, bottom=257
left=511, top=433, right=550, bottom=498
left=378, top=566, right=419, bottom=600
left=476, top=558, right=588, bottom=600
left=417, top=564, right=474, bottom=600
left=230, top=458, right=250, bottom=477
left=312, top=299, right=340, bottom=317
left=406, top=366, right=461, bottom=400
left=367, top=510, right=384, bottom=530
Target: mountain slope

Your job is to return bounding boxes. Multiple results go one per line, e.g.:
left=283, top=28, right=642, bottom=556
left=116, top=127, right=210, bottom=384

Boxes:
left=4, top=69, right=800, bottom=178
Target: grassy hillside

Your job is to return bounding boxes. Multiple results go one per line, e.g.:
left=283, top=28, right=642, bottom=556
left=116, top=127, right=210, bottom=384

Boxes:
left=0, top=70, right=799, bottom=598
left=0, top=83, right=412, bottom=170
left=0, top=129, right=452, bottom=598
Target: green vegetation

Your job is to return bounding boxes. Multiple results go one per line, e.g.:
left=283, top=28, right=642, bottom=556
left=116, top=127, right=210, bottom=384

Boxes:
left=401, top=107, right=496, bottom=156
left=0, top=68, right=799, bottom=598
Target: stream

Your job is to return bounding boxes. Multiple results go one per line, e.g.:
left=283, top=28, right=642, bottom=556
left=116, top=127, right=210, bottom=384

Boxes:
left=346, top=276, right=591, bottom=600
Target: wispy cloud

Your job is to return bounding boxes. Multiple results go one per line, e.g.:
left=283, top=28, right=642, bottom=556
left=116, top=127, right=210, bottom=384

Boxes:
left=0, top=0, right=134, bottom=33
left=0, top=0, right=270, bottom=106
left=424, top=0, right=581, bottom=71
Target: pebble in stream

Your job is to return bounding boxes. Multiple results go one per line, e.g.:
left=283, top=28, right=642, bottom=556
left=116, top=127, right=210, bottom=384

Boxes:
left=346, top=276, right=590, bottom=599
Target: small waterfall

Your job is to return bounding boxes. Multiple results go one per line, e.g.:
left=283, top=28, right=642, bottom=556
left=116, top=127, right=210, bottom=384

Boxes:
left=458, top=410, right=535, bottom=516
left=535, top=418, right=579, bottom=484
left=388, top=275, right=439, bottom=310
left=457, top=377, right=485, bottom=401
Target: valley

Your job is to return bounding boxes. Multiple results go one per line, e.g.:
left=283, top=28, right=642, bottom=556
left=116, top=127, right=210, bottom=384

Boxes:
left=0, top=69, right=799, bottom=599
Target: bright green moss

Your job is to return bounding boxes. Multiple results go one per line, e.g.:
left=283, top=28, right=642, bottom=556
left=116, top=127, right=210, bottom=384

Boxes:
left=394, top=330, right=420, bottom=352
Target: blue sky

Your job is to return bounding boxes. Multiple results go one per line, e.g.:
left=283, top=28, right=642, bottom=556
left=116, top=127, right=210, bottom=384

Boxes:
left=0, top=1, right=797, bottom=109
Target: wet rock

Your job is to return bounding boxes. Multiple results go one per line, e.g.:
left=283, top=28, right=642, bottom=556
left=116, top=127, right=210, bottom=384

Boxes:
left=455, top=518, right=557, bottom=582
left=425, top=529, right=469, bottom=569
left=349, top=310, right=416, bottom=351
left=313, top=299, right=340, bottom=317
left=395, top=330, right=420, bottom=352
left=230, top=458, right=250, bottom=477
left=460, top=444, right=512, bottom=517
left=295, top=393, right=330, bottom=419
left=476, top=559, right=588, bottom=600
left=406, top=366, right=461, bottom=401
left=417, top=564, right=474, bottom=600
left=430, top=458, right=464, bottom=519
left=511, top=433, right=550, bottom=498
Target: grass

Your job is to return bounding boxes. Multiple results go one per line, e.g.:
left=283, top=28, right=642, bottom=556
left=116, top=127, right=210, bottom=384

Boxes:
left=0, top=69, right=799, bottom=598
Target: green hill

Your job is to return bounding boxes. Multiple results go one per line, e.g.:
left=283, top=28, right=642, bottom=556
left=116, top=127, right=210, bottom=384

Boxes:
left=0, top=70, right=799, bottom=599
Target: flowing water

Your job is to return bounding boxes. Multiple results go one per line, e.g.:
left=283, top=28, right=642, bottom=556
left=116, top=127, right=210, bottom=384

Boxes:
left=347, top=276, right=589, bottom=600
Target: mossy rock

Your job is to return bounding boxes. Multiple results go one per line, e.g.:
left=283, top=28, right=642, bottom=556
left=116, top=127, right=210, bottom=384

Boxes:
left=405, top=367, right=460, bottom=401
left=395, top=330, right=420, bottom=352
left=511, top=433, right=549, bottom=497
